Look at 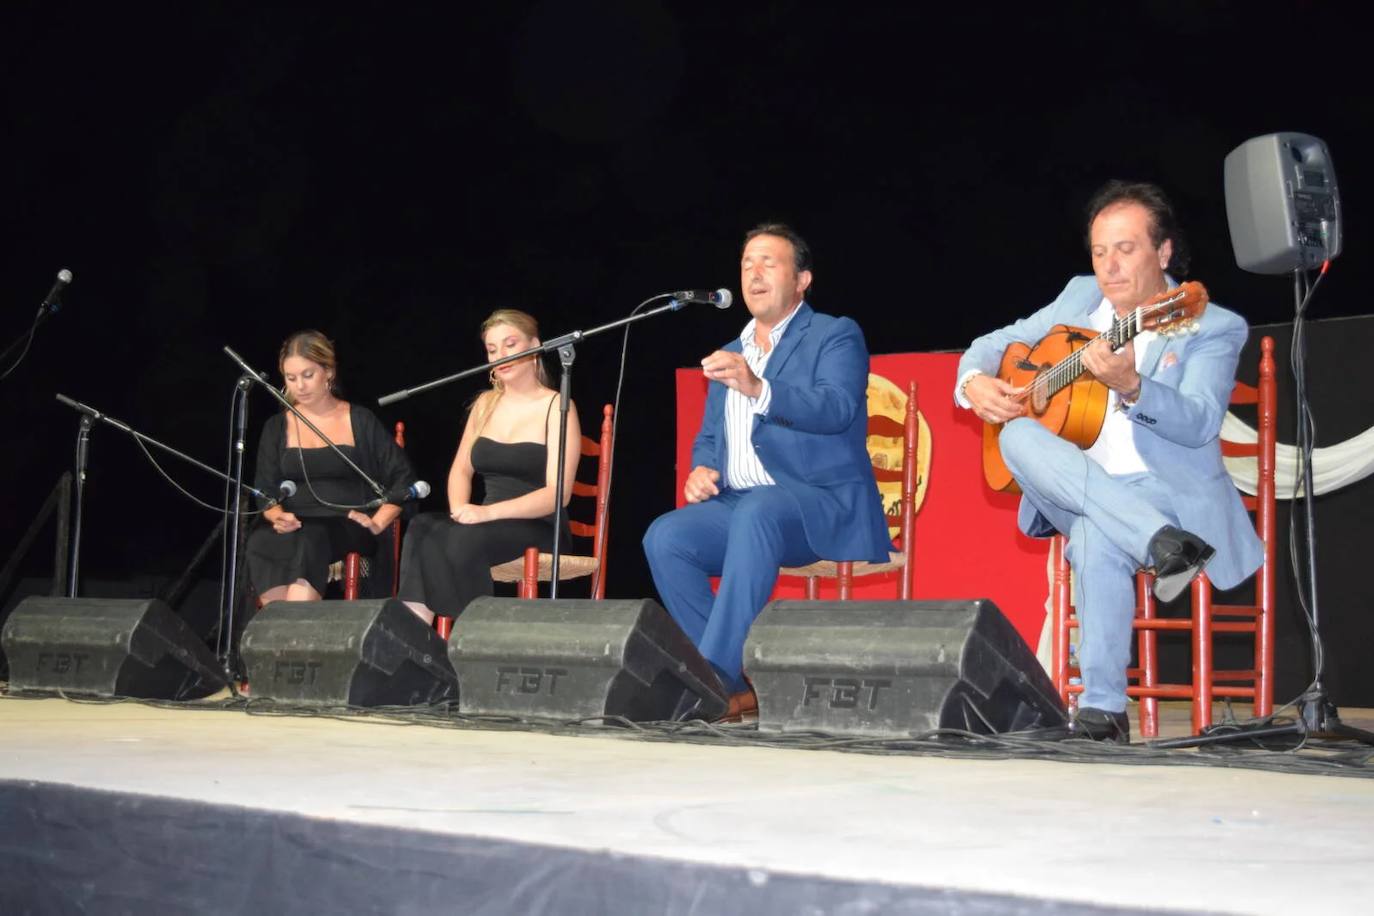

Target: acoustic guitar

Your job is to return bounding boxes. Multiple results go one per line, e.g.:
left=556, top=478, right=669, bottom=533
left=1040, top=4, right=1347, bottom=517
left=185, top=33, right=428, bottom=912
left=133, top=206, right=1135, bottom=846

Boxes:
left=982, top=281, right=1209, bottom=493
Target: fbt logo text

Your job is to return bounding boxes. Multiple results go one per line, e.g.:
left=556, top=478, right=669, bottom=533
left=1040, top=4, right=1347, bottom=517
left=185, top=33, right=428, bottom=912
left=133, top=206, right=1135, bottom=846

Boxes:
left=495, top=666, right=569, bottom=695
left=802, top=676, right=892, bottom=710
left=37, top=652, right=90, bottom=674
left=274, top=660, right=323, bottom=685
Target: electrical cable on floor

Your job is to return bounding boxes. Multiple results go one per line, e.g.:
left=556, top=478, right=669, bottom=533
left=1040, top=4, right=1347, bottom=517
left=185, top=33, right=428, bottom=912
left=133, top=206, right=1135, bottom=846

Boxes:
left=4, top=689, right=1370, bottom=779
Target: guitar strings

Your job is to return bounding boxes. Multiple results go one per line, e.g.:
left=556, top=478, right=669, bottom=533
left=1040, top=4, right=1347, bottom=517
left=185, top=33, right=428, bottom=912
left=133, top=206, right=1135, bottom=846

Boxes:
left=1026, top=290, right=1185, bottom=403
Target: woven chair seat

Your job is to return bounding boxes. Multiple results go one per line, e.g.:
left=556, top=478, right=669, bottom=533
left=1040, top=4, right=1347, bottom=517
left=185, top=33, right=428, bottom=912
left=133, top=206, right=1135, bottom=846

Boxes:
left=781, top=550, right=906, bottom=579
left=491, top=552, right=599, bottom=583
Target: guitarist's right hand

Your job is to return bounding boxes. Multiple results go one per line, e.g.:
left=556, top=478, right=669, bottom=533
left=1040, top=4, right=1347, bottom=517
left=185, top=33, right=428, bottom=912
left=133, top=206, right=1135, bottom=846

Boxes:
left=964, top=374, right=1027, bottom=424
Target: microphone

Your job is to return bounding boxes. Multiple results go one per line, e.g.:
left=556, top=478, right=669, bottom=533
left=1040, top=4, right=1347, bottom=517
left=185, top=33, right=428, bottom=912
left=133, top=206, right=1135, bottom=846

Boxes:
left=263, top=480, right=297, bottom=510
left=42, top=269, right=73, bottom=313
left=670, top=288, right=733, bottom=310
left=366, top=480, right=431, bottom=509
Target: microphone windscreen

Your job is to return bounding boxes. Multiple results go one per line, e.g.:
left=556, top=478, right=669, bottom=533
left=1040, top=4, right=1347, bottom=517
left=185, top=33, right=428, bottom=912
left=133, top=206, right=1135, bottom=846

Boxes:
left=714, top=288, right=733, bottom=309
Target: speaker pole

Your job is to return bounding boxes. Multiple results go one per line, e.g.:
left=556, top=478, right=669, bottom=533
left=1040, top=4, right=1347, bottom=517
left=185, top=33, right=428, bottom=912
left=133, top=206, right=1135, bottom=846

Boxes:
left=1166, top=152, right=1372, bottom=747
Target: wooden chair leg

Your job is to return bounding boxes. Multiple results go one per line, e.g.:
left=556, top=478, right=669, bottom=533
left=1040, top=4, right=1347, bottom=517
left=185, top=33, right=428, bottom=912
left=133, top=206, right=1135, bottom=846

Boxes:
left=1051, top=535, right=1071, bottom=702
left=344, top=552, right=361, bottom=601
left=521, top=547, right=539, bottom=599
left=805, top=576, right=820, bottom=600
left=837, top=561, right=853, bottom=601
left=1192, top=573, right=1215, bottom=734
left=1136, top=572, right=1159, bottom=738
left=435, top=616, right=453, bottom=639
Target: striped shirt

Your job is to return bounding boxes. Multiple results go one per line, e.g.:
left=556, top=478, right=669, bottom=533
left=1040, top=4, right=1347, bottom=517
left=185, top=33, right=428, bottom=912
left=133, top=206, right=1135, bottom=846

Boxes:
left=723, top=305, right=801, bottom=490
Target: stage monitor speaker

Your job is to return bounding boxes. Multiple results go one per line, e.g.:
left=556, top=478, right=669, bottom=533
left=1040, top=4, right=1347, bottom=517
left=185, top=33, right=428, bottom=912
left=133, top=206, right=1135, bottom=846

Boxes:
left=1224, top=131, right=1341, bottom=274
left=1, top=596, right=227, bottom=700
left=240, top=598, right=458, bottom=707
left=450, top=597, right=728, bottom=722
left=744, top=599, right=1065, bottom=738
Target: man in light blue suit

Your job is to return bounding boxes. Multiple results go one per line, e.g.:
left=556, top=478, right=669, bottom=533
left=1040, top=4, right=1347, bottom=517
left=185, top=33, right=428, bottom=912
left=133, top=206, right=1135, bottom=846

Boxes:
left=956, top=181, right=1263, bottom=742
left=643, top=223, right=890, bottom=708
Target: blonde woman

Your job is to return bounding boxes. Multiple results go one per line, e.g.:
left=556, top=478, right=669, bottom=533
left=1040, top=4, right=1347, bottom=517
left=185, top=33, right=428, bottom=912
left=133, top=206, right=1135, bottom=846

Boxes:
left=399, top=310, right=580, bottom=623
left=247, top=330, right=414, bottom=604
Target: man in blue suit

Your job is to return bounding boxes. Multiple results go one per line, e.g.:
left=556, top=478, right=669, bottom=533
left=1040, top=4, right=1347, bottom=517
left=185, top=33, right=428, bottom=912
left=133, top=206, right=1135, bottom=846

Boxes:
left=643, top=223, right=890, bottom=707
left=956, top=181, right=1263, bottom=742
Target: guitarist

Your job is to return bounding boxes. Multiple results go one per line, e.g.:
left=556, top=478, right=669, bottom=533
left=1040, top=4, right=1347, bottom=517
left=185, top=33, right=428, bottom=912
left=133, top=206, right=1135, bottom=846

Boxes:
left=955, top=180, right=1263, bottom=743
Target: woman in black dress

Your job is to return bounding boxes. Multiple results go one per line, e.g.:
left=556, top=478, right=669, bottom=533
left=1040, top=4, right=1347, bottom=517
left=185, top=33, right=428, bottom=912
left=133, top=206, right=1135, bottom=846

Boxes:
left=247, top=330, right=414, bottom=604
left=399, top=310, right=580, bottom=624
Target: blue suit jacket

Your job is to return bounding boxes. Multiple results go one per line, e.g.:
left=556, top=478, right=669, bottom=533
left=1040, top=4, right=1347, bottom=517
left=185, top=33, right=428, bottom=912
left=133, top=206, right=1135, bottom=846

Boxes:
left=957, top=276, right=1263, bottom=589
left=692, top=302, right=891, bottom=564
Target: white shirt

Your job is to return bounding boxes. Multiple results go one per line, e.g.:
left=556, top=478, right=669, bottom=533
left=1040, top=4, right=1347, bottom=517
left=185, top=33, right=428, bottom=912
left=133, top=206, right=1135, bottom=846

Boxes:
left=1082, top=297, right=1154, bottom=476
left=723, top=305, right=800, bottom=490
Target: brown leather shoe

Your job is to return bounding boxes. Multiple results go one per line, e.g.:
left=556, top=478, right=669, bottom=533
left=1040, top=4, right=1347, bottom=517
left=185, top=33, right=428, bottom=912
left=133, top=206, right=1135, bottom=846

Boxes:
left=717, top=685, right=758, bottom=724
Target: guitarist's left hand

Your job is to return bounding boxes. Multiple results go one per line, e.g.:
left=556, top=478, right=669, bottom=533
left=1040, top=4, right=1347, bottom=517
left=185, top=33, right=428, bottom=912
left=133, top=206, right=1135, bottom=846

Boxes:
left=1081, top=338, right=1141, bottom=398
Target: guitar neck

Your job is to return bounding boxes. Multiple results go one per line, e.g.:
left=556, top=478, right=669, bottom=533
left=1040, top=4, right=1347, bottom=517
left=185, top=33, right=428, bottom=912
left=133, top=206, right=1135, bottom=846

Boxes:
left=1039, top=311, right=1144, bottom=399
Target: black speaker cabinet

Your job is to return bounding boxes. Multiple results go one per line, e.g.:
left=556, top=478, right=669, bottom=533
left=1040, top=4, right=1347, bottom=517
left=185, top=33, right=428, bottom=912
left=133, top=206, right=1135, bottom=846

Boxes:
left=0, top=596, right=227, bottom=700
left=1225, top=131, right=1341, bottom=274
left=744, top=599, right=1066, bottom=737
left=240, top=599, right=458, bottom=707
left=450, top=597, right=728, bottom=722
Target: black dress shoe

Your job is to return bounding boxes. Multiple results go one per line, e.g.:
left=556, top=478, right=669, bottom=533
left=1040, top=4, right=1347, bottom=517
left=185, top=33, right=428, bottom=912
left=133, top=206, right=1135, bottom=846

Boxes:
left=1147, top=525, right=1216, bottom=603
left=1073, top=707, right=1131, bottom=743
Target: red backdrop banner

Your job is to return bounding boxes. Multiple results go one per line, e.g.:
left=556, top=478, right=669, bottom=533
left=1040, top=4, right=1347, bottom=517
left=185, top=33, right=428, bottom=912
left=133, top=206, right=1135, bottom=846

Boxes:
left=673, top=352, right=1051, bottom=649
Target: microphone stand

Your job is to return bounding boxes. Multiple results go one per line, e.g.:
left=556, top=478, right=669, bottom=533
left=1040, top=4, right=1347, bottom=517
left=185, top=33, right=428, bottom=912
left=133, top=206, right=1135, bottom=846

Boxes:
left=68, top=412, right=92, bottom=597
left=54, top=394, right=278, bottom=675
left=379, top=293, right=697, bottom=597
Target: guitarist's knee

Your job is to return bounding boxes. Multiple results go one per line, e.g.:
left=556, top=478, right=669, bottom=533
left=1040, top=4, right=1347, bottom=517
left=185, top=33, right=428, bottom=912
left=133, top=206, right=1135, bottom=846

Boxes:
left=998, top=417, right=1045, bottom=474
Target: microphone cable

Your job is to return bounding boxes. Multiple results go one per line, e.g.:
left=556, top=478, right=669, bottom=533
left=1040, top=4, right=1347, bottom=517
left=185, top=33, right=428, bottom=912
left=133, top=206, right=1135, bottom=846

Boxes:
left=600, top=293, right=676, bottom=540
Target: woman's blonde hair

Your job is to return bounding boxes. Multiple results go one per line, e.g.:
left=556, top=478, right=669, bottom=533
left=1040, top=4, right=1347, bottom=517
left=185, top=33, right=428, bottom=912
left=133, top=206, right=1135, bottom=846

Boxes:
left=278, top=329, right=338, bottom=405
left=470, top=310, right=550, bottom=433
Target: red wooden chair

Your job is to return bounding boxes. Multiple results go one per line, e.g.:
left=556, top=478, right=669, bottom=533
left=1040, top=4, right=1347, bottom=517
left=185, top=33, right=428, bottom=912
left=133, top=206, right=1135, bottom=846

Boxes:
left=334, top=421, right=407, bottom=600
left=434, top=404, right=613, bottom=638
left=779, top=380, right=921, bottom=600
left=1052, top=337, right=1277, bottom=737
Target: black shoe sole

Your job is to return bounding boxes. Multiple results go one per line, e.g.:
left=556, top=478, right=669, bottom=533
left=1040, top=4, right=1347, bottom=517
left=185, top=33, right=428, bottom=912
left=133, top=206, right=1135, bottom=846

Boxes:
left=1152, top=544, right=1216, bottom=603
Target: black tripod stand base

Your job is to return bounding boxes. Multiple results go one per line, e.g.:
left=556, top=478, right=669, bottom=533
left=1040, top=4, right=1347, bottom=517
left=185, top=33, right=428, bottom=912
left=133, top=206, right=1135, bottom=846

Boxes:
left=1148, top=694, right=1374, bottom=751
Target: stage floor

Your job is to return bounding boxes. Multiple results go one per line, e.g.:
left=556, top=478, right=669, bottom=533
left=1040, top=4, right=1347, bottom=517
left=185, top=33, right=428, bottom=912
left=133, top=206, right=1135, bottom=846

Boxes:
left=3, top=696, right=1373, bottom=914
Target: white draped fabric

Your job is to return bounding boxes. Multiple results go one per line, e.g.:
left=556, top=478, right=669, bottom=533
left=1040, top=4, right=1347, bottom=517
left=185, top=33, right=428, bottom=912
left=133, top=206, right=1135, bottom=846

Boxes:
left=1220, top=413, right=1374, bottom=497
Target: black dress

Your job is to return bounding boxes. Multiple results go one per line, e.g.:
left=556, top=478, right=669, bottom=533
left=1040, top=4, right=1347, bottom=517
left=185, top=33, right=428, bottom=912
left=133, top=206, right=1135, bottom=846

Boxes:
left=245, top=405, right=414, bottom=598
left=398, top=436, right=569, bottom=618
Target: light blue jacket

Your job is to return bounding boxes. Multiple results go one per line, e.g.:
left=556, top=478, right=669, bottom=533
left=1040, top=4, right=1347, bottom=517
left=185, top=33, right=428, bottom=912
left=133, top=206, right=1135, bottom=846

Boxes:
left=957, top=275, right=1263, bottom=589
left=693, top=302, right=891, bottom=564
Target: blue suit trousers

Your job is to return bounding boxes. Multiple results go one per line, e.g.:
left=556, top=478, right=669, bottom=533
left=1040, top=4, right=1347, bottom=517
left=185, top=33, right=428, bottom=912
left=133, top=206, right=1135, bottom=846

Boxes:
left=999, top=418, right=1181, bottom=713
left=642, top=486, right=820, bottom=692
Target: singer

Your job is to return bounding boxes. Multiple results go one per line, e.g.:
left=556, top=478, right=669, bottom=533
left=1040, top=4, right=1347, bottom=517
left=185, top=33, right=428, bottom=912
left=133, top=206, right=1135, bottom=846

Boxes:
left=398, top=310, right=580, bottom=624
left=246, top=330, right=415, bottom=604
left=642, top=223, right=890, bottom=712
